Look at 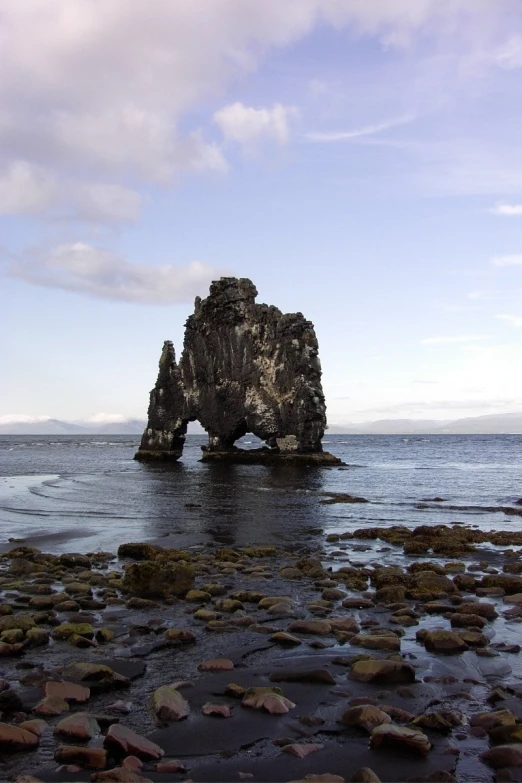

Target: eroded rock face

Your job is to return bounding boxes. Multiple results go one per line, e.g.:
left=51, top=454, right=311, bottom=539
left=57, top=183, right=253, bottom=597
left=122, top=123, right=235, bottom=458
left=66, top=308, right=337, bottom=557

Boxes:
left=136, top=278, right=335, bottom=463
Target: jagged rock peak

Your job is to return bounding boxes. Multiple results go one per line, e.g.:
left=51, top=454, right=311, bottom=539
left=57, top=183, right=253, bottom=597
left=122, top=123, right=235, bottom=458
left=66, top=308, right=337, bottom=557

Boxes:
left=135, top=277, right=341, bottom=466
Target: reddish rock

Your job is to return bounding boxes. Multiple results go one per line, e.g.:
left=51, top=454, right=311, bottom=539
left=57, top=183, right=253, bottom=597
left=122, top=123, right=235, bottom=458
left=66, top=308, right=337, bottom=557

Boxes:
left=271, top=631, right=302, bottom=645
left=0, top=722, right=39, bottom=751
left=370, top=724, right=431, bottom=756
left=54, top=745, right=107, bottom=768
left=202, top=702, right=231, bottom=717
left=156, top=759, right=186, bottom=772
left=242, top=687, right=296, bottom=714
left=481, top=744, right=522, bottom=769
left=33, top=695, right=70, bottom=716
left=45, top=680, right=90, bottom=702
left=288, top=619, right=332, bottom=635
left=105, top=723, right=164, bottom=760
left=19, top=719, right=48, bottom=737
left=198, top=658, right=234, bottom=671
left=349, top=659, right=415, bottom=684
left=54, top=712, right=100, bottom=740
left=123, top=756, right=143, bottom=770
left=338, top=705, right=391, bottom=733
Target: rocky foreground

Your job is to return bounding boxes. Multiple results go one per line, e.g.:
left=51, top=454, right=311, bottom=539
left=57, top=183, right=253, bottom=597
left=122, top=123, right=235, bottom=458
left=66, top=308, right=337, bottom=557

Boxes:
left=2, top=524, right=522, bottom=781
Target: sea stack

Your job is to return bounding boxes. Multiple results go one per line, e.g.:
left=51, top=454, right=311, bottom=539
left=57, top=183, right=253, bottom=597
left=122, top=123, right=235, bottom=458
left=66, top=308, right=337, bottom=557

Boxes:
left=135, top=277, right=341, bottom=465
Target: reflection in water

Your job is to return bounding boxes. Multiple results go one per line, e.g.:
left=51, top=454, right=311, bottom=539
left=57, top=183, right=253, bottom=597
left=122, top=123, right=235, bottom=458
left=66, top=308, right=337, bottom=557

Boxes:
left=1, top=434, right=522, bottom=554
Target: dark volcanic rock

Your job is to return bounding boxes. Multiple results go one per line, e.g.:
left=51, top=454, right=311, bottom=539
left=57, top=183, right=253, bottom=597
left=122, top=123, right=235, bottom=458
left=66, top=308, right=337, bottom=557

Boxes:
left=135, top=278, right=340, bottom=464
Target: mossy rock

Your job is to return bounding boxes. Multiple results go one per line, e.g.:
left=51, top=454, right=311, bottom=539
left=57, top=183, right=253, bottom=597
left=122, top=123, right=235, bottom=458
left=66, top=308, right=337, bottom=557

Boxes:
left=0, top=613, right=35, bottom=633
left=25, top=627, right=50, bottom=646
left=185, top=590, right=212, bottom=603
left=404, top=539, right=431, bottom=556
left=52, top=623, right=94, bottom=640
left=122, top=560, right=195, bottom=599
left=371, top=568, right=409, bottom=590
left=214, top=598, right=244, bottom=612
left=95, top=628, right=115, bottom=643
left=376, top=585, right=406, bottom=603
left=242, top=546, right=278, bottom=558
left=1, top=628, right=24, bottom=644
left=117, top=542, right=160, bottom=560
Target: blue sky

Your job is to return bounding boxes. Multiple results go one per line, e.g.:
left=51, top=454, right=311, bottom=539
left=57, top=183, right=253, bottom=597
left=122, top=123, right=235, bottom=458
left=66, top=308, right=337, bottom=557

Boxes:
left=1, top=0, right=522, bottom=426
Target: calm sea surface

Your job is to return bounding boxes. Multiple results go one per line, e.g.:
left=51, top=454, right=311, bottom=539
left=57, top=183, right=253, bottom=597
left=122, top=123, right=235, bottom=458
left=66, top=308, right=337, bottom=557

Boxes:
left=0, top=434, right=521, bottom=554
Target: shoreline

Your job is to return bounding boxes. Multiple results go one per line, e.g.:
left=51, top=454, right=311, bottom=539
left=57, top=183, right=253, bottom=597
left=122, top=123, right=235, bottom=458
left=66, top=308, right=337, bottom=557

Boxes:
left=0, top=524, right=522, bottom=781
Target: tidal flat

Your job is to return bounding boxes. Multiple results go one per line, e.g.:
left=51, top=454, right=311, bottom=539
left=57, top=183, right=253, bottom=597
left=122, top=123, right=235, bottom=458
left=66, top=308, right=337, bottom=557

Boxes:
left=2, top=524, right=522, bottom=782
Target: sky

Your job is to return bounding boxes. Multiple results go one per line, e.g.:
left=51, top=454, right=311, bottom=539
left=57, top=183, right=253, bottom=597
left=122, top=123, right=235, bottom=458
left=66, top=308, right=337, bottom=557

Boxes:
left=1, top=0, right=522, bottom=427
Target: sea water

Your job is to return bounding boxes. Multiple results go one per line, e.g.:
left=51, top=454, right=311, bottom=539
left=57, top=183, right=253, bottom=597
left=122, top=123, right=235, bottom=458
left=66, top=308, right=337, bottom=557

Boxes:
left=0, top=434, right=521, bottom=554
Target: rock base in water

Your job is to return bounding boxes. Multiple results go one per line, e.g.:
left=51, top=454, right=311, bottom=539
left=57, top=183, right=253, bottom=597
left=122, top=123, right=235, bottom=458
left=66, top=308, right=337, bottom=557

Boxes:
left=199, top=448, right=345, bottom=466
left=134, top=450, right=182, bottom=462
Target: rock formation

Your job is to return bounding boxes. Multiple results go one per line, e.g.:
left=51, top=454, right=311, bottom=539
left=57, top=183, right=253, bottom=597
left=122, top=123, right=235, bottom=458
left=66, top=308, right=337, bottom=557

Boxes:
left=135, top=277, right=341, bottom=465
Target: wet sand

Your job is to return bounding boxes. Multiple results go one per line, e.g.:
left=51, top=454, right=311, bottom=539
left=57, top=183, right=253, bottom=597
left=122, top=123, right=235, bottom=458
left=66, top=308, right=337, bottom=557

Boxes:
left=1, top=525, right=522, bottom=782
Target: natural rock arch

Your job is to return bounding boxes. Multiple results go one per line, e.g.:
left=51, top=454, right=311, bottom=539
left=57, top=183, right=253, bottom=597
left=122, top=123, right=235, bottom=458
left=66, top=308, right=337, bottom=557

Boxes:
left=135, top=278, right=341, bottom=465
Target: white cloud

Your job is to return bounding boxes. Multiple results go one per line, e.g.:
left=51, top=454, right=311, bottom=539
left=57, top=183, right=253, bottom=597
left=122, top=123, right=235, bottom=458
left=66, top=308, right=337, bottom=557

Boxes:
left=0, top=414, right=51, bottom=424
left=8, top=242, right=226, bottom=305
left=0, top=161, right=58, bottom=214
left=0, top=160, right=143, bottom=224
left=214, top=103, right=297, bottom=147
left=421, top=335, right=490, bottom=345
left=86, top=413, right=128, bottom=424
left=496, top=314, right=522, bottom=327
left=491, top=254, right=522, bottom=266
left=0, top=1, right=513, bottom=174
left=304, top=113, right=417, bottom=142
left=491, top=203, right=522, bottom=216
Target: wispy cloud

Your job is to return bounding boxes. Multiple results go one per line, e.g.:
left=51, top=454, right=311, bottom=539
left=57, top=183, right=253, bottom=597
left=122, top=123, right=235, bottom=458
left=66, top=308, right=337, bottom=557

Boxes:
left=304, top=113, right=417, bottom=143
left=496, top=314, right=522, bottom=327
left=491, top=254, right=522, bottom=266
left=490, top=203, right=522, bottom=216
left=7, top=243, right=227, bottom=305
left=421, top=335, right=491, bottom=345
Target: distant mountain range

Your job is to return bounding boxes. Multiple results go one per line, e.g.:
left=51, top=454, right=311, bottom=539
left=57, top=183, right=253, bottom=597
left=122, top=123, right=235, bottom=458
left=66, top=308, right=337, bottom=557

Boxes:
left=2, top=412, right=522, bottom=435
left=327, top=412, right=522, bottom=435
left=0, top=418, right=148, bottom=435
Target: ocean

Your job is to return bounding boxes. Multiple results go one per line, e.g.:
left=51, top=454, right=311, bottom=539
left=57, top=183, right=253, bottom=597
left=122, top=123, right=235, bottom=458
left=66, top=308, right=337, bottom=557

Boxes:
left=1, top=434, right=521, bottom=555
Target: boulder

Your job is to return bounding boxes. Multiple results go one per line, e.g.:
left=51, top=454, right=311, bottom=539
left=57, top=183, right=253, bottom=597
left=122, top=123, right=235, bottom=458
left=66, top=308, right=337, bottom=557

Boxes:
left=152, top=685, right=190, bottom=722
left=288, top=620, right=332, bottom=635
left=423, top=630, right=468, bottom=654
left=338, top=705, right=391, bottom=733
left=122, top=560, right=194, bottom=599
left=470, top=710, right=517, bottom=731
left=350, top=633, right=400, bottom=651
left=370, top=724, right=431, bottom=756
left=104, top=724, right=164, bottom=760
left=242, top=687, right=296, bottom=714
left=54, top=712, right=100, bottom=740
left=0, top=722, right=39, bottom=751
left=54, top=745, right=107, bottom=768
left=61, top=662, right=130, bottom=689
left=349, top=660, right=415, bottom=684
left=481, top=744, right=522, bottom=768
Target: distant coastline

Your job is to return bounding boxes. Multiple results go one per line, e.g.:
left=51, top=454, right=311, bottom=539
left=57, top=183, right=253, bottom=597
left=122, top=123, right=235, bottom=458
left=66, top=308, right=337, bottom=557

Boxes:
left=2, top=411, right=522, bottom=435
